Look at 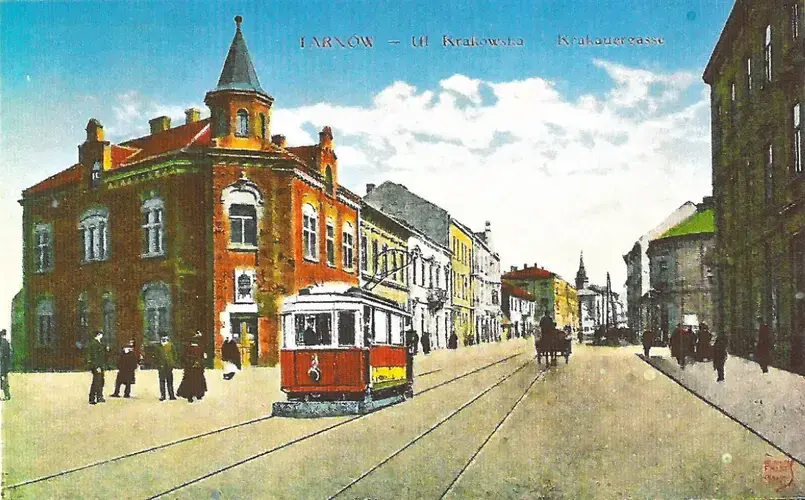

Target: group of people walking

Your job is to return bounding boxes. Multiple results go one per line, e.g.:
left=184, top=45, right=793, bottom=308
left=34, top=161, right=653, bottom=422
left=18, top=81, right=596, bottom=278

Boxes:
left=641, top=320, right=774, bottom=383
left=85, top=330, right=243, bottom=406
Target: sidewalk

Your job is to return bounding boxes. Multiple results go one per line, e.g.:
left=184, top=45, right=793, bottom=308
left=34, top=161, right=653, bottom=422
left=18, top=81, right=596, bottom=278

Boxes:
left=641, top=347, right=805, bottom=465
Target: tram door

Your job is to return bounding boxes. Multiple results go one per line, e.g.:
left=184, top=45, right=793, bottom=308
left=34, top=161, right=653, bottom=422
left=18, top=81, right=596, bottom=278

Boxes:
left=231, top=313, right=259, bottom=366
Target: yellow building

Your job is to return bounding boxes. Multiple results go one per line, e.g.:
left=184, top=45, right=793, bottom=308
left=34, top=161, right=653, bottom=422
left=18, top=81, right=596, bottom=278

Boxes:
left=450, top=220, right=474, bottom=345
left=502, top=264, right=580, bottom=333
left=359, top=203, right=410, bottom=309
left=553, top=278, right=579, bottom=332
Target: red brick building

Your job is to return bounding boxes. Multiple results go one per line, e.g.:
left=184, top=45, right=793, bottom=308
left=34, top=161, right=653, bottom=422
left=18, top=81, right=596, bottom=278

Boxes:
left=20, top=16, right=360, bottom=370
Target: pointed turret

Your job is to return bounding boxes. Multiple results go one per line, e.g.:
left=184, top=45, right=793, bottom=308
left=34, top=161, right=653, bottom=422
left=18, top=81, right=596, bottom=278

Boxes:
left=205, top=16, right=274, bottom=148
left=575, top=251, right=589, bottom=290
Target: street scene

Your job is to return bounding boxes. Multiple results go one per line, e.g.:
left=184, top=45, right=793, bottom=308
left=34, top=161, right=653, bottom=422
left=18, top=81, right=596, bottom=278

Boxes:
left=2, top=340, right=803, bottom=499
left=1, top=0, right=805, bottom=497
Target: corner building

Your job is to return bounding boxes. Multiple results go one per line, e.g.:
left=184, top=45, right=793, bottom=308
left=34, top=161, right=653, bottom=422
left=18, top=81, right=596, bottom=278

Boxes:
left=20, top=17, right=360, bottom=370
left=704, top=0, right=804, bottom=370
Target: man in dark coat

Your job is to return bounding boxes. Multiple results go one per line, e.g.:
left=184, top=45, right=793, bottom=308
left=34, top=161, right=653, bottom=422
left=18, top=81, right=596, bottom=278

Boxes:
left=405, top=328, right=417, bottom=382
left=154, top=335, right=177, bottom=401
left=177, top=331, right=207, bottom=402
left=697, top=323, right=712, bottom=361
left=756, top=323, right=773, bottom=374
left=539, top=312, right=554, bottom=339
left=0, top=329, right=11, bottom=401
left=447, top=331, right=458, bottom=349
left=221, top=334, right=242, bottom=380
left=406, top=329, right=419, bottom=355
left=302, top=320, right=320, bottom=346
left=713, top=334, right=728, bottom=382
left=641, top=329, right=655, bottom=358
left=111, top=340, right=137, bottom=398
left=86, top=331, right=107, bottom=405
left=670, top=324, right=684, bottom=367
left=421, top=332, right=431, bottom=355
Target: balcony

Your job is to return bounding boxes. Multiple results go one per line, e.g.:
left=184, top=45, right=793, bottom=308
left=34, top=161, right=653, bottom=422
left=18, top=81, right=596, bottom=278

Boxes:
left=427, top=287, right=448, bottom=310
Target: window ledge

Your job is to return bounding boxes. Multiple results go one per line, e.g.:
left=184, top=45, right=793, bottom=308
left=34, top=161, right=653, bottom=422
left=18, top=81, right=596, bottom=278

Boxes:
left=326, top=263, right=337, bottom=269
left=81, top=258, right=109, bottom=265
left=229, top=245, right=259, bottom=252
left=34, top=269, right=53, bottom=275
left=303, top=256, right=320, bottom=263
left=141, top=252, right=167, bottom=260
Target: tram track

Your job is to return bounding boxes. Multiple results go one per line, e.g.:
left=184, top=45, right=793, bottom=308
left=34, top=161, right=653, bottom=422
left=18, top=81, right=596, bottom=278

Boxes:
left=327, top=360, right=546, bottom=499
left=3, top=350, right=525, bottom=495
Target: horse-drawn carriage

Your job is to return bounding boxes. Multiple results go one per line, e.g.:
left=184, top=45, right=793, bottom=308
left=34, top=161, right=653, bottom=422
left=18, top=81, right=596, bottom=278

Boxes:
left=535, top=326, right=572, bottom=365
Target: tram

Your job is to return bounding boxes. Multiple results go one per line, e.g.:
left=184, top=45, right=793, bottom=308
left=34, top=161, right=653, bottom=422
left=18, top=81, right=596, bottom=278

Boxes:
left=271, top=284, right=413, bottom=418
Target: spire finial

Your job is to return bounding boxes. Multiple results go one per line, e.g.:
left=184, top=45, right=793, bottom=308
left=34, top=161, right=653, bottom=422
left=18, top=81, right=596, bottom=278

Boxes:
left=235, top=15, right=243, bottom=31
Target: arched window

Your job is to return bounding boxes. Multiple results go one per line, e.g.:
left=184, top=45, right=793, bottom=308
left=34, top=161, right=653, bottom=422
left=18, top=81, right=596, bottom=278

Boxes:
left=142, top=197, right=165, bottom=256
left=325, top=165, right=334, bottom=193
left=326, top=218, right=336, bottom=266
left=143, top=282, right=171, bottom=343
left=222, top=176, right=264, bottom=250
left=260, top=113, right=267, bottom=139
left=33, top=222, right=54, bottom=273
left=36, top=298, right=56, bottom=345
left=342, top=222, right=354, bottom=270
left=236, top=109, right=249, bottom=137
left=302, top=204, right=318, bottom=260
left=102, top=293, right=116, bottom=348
left=91, top=161, right=101, bottom=188
left=79, top=207, right=109, bottom=263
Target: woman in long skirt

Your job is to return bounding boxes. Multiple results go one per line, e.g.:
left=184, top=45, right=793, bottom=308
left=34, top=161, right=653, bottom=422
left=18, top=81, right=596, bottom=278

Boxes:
left=177, top=331, right=208, bottom=402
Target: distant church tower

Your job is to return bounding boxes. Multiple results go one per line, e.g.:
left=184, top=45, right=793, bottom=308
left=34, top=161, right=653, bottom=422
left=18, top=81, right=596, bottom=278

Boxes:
left=575, top=251, right=589, bottom=290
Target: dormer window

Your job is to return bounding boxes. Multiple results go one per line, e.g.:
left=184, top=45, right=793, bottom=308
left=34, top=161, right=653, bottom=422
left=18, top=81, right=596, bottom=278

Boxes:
left=236, top=109, right=249, bottom=137
left=91, top=161, right=101, bottom=188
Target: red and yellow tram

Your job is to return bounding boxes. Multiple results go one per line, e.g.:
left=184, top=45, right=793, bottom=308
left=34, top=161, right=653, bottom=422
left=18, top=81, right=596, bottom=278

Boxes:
left=272, top=284, right=413, bottom=417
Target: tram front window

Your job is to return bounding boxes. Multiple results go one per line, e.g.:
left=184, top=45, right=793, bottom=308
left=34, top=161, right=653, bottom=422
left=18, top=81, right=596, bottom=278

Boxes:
left=338, top=311, right=356, bottom=346
left=295, top=313, right=332, bottom=346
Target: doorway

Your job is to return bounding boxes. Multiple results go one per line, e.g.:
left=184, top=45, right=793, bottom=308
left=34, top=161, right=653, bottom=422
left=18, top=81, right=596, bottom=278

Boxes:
left=230, top=313, right=259, bottom=366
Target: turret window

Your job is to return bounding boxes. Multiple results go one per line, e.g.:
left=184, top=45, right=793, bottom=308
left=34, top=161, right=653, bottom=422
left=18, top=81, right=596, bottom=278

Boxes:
left=237, top=109, right=249, bottom=137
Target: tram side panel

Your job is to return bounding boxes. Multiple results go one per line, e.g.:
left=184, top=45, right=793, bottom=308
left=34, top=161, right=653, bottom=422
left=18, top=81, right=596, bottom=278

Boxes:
left=280, top=348, right=369, bottom=396
left=369, top=345, right=409, bottom=391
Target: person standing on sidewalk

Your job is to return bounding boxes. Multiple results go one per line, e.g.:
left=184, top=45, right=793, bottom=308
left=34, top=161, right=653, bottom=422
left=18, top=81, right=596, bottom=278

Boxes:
left=110, top=340, right=137, bottom=398
left=697, top=323, right=712, bottom=361
left=713, top=334, right=728, bottom=382
left=0, top=329, right=11, bottom=401
left=154, top=335, right=177, bottom=400
left=641, top=329, right=654, bottom=358
left=86, top=331, right=107, bottom=405
left=756, top=323, right=773, bottom=374
left=177, top=331, right=207, bottom=403
left=221, top=333, right=241, bottom=380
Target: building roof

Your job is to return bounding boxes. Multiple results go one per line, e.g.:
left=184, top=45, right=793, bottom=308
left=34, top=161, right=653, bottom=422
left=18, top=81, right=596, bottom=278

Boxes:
left=702, top=0, right=746, bottom=84
left=24, top=164, right=83, bottom=195
left=502, top=266, right=555, bottom=281
left=119, top=119, right=211, bottom=166
left=657, top=208, right=715, bottom=240
left=502, top=282, right=536, bottom=301
left=364, top=181, right=451, bottom=247
left=213, top=16, right=270, bottom=98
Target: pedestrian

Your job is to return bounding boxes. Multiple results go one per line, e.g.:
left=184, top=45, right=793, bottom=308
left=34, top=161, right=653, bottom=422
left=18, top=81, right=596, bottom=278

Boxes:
left=539, top=312, right=554, bottom=339
left=447, top=331, right=458, bottom=350
left=110, top=340, right=137, bottom=398
left=0, top=329, right=11, bottom=401
left=756, top=323, right=773, bottom=374
left=642, top=329, right=654, bottom=358
left=577, top=329, right=583, bottom=345
left=154, top=335, right=177, bottom=401
left=671, top=323, right=686, bottom=368
left=405, top=328, right=417, bottom=382
left=421, top=331, right=431, bottom=355
left=86, top=331, right=107, bottom=405
left=406, top=329, right=419, bottom=355
left=713, top=334, right=728, bottom=382
left=221, top=333, right=241, bottom=380
left=177, top=330, right=208, bottom=403
left=697, top=323, right=712, bottom=361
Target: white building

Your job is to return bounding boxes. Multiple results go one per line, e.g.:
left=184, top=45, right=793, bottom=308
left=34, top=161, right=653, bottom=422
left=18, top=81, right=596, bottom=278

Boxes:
left=472, top=222, right=502, bottom=343
left=407, top=228, right=452, bottom=350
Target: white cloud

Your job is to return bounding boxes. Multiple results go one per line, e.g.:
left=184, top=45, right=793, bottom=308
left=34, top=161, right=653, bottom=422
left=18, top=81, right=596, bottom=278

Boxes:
left=270, top=61, right=710, bottom=289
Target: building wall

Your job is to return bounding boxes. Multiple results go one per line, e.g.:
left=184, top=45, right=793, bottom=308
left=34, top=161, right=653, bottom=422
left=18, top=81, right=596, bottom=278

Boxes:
left=472, top=238, right=502, bottom=343
left=23, top=162, right=210, bottom=370
left=706, top=0, right=805, bottom=370
left=359, top=212, right=409, bottom=309
left=553, top=278, right=579, bottom=332
left=449, top=222, right=473, bottom=345
left=407, top=234, right=451, bottom=349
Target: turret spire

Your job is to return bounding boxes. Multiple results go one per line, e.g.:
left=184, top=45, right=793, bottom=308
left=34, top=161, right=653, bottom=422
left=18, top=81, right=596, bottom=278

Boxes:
left=575, top=250, right=589, bottom=290
left=214, top=16, right=269, bottom=97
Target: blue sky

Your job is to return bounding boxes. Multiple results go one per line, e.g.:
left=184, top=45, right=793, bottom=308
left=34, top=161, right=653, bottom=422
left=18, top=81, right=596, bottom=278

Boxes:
left=0, top=0, right=735, bottom=330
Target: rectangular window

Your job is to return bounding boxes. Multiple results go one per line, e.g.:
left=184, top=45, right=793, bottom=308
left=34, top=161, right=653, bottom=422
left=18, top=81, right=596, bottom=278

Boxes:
left=371, top=240, right=379, bottom=273
left=143, top=208, right=165, bottom=256
left=764, top=24, right=773, bottom=84
left=295, top=313, right=332, bottom=346
left=747, top=57, right=753, bottom=95
left=412, top=256, right=417, bottom=284
left=230, top=204, right=257, bottom=246
left=303, top=207, right=318, bottom=260
left=342, top=229, right=354, bottom=270
left=34, top=224, right=53, bottom=273
left=326, top=223, right=335, bottom=266
left=360, top=234, right=368, bottom=271
left=393, top=253, right=398, bottom=281
left=338, top=311, right=356, bottom=346
left=795, top=103, right=803, bottom=175
left=765, top=143, right=774, bottom=203
left=792, top=2, right=801, bottom=40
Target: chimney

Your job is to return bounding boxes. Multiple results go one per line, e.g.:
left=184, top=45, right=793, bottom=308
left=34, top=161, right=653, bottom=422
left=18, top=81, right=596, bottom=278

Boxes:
left=85, top=119, right=105, bottom=142
left=524, top=263, right=528, bottom=269
left=510, top=266, right=517, bottom=272
left=366, top=183, right=376, bottom=195
left=534, top=262, right=538, bottom=268
left=319, top=126, right=334, bottom=148
left=184, top=108, right=201, bottom=124
left=271, top=134, right=287, bottom=148
left=149, top=116, right=171, bottom=134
